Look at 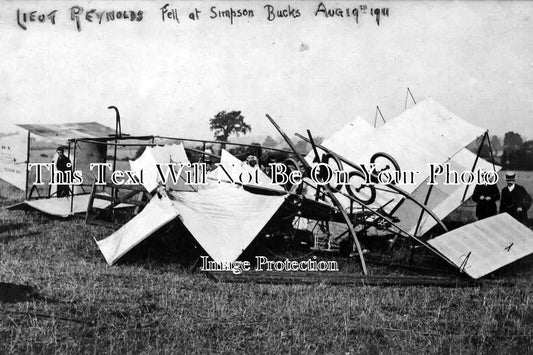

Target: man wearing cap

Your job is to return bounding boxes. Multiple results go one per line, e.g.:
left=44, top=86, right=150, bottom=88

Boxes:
left=55, top=146, right=72, bottom=198
left=500, top=172, right=532, bottom=224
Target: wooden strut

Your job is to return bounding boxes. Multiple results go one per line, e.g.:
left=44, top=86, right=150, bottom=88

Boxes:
left=459, top=251, right=471, bottom=273
left=155, top=135, right=295, bottom=155
left=70, top=140, right=77, bottom=214
left=71, top=140, right=222, bottom=160
left=410, top=184, right=435, bottom=267
left=86, top=182, right=151, bottom=226
left=413, top=184, right=434, bottom=238
left=404, top=87, right=417, bottom=109
left=265, top=114, right=368, bottom=275
left=374, top=106, right=386, bottom=128
left=486, top=131, right=497, bottom=172
left=64, top=141, right=72, bottom=198
left=72, top=136, right=293, bottom=156
left=108, top=106, right=121, bottom=207
left=24, top=131, right=31, bottom=200
left=183, top=146, right=221, bottom=160
left=461, top=130, right=487, bottom=203
left=306, top=129, right=368, bottom=275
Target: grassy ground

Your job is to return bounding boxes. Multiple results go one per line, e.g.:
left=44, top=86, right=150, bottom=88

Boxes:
left=1, top=179, right=532, bottom=353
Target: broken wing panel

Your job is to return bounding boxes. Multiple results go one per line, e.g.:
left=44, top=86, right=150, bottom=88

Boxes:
left=307, top=99, right=485, bottom=195
left=17, top=122, right=115, bottom=142
left=7, top=194, right=111, bottom=217
left=130, top=148, right=159, bottom=193
left=428, top=213, right=533, bottom=279
left=96, top=194, right=178, bottom=265
left=129, top=143, right=191, bottom=193
left=169, top=184, right=286, bottom=263
left=395, top=147, right=501, bottom=236
left=0, top=135, right=27, bottom=190
left=305, top=99, right=493, bottom=235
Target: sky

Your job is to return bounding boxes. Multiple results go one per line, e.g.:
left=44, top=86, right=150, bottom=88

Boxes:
left=1, top=1, right=532, bottom=142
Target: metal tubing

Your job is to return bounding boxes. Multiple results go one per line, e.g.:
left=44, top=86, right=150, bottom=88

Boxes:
left=24, top=131, right=30, bottom=200
left=266, top=113, right=368, bottom=275
left=461, top=131, right=487, bottom=203
left=295, top=132, right=448, bottom=233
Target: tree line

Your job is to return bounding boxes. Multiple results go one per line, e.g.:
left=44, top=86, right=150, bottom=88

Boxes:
left=470, top=132, right=533, bottom=170
left=209, top=111, right=531, bottom=170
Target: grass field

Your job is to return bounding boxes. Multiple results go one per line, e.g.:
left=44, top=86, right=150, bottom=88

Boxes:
left=1, top=177, right=532, bottom=353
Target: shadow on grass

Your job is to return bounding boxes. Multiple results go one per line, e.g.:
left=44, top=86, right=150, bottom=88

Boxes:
left=0, top=222, right=29, bottom=234
left=0, top=221, right=42, bottom=243
left=0, top=231, right=40, bottom=244
left=487, top=253, right=533, bottom=280
left=0, top=282, right=37, bottom=303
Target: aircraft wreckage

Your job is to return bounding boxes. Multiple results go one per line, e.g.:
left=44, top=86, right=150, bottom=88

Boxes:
left=2, top=99, right=533, bottom=283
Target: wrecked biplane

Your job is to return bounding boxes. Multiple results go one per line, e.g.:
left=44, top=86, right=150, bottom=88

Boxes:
left=86, top=99, right=533, bottom=280
left=5, top=101, right=533, bottom=281
left=267, top=97, right=533, bottom=280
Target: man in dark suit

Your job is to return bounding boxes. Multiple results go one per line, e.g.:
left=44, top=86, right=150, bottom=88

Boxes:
left=55, top=146, right=71, bottom=198
left=500, top=171, right=532, bottom=225
left=472, top=179, right=500, bottom=220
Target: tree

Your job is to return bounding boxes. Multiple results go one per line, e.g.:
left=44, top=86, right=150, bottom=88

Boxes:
left=467, top=136, right=490, bottom=159
left=490, top=135, right=501, bottom=154
left=262, top=135, right=278, bottom=148
left=293, top=136, right=324, bottom=155
left=523, top=140, right=533, bottom=154
left=503, top=131, right=523, bottom=150
left=515, top=140, right=533, bottom=170
left=209, top=111, right=251, bottom=142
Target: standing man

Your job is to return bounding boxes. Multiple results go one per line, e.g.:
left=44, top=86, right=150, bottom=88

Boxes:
left=472, top=179, right=500, bottom=220
left=500, top=171, right=532, bottom=225
left=55, top=146, right=71, bottom=198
